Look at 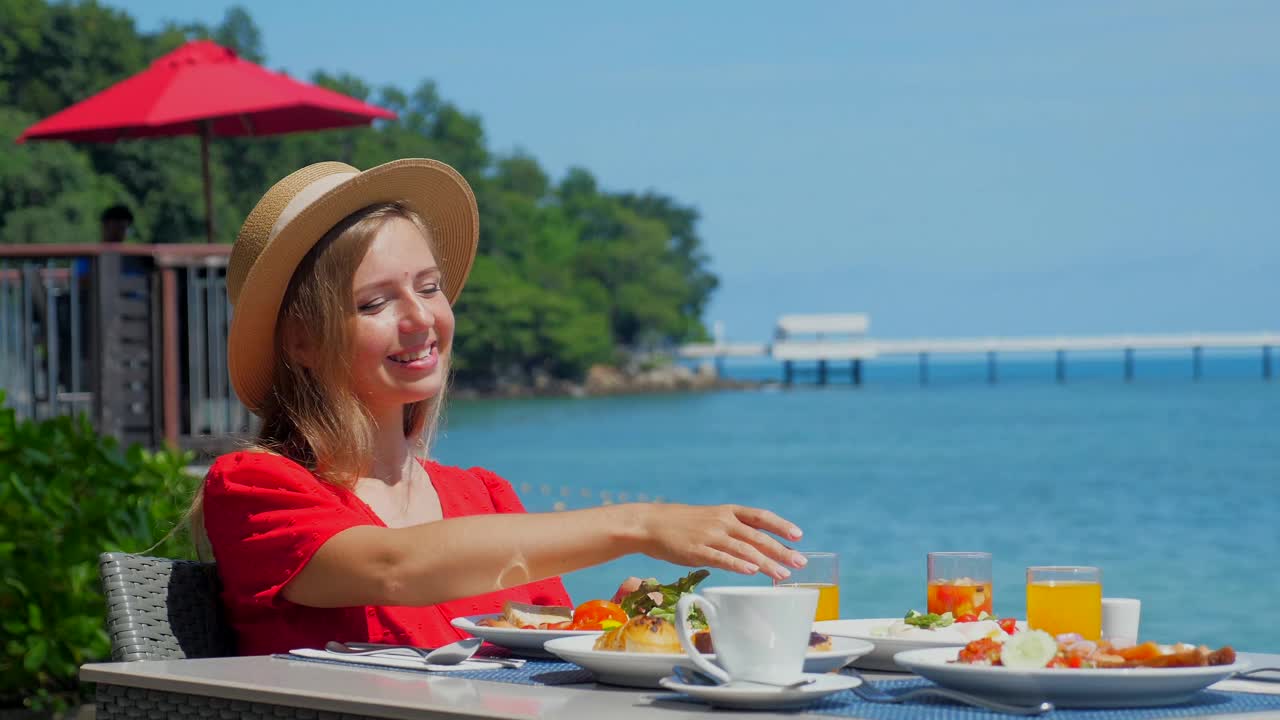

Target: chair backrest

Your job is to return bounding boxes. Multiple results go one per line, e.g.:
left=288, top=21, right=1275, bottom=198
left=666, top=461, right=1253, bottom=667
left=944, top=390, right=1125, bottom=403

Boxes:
left=98, top=552, right=237, bottom=661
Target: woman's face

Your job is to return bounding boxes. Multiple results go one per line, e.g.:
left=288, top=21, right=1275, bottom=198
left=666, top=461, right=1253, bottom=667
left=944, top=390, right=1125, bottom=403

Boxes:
left=346, top=217, right=454, bottom=414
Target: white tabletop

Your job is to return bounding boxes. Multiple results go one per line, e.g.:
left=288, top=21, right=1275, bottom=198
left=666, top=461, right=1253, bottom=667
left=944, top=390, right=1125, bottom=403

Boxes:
left=81, top=652, right=1280, bottom=720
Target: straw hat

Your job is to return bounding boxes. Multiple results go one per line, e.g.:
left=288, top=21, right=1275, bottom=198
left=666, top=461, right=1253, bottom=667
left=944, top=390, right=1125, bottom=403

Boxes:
left=226, top=158, right=479, bottom=415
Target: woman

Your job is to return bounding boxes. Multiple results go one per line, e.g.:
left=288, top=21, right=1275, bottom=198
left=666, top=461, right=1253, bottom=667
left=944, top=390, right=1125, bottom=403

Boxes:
left=201, top=158, right=806, bottom=655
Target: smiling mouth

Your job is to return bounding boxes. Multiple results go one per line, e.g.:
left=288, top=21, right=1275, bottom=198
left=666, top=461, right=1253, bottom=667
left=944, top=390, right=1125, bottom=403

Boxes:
left=389, top=342, right=437, bottom=364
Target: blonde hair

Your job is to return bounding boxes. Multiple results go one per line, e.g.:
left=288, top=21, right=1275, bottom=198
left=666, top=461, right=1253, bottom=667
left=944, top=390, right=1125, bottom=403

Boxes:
left=188, top=201, right=449, bottom=561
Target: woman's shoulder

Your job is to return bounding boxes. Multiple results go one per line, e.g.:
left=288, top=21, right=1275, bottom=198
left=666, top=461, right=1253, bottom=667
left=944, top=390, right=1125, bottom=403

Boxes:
left=421, top=459, right=509, bottom=487
left=422, top=460, right=525, bottom=512
left=205, top=449, right=323, bottom=494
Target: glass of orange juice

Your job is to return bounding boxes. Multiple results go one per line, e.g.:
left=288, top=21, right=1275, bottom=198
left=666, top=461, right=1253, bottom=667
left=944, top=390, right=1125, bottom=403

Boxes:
left=927, top=551, right=993, bottom=619
left=774, top=552, right=839, bottom=621
left=1026, top=565, right=1102, bottom=640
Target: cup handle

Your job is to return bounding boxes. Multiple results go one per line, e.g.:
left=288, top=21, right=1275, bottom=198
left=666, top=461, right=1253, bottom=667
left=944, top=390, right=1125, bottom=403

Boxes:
left=675, top=593, right=729, bottom=684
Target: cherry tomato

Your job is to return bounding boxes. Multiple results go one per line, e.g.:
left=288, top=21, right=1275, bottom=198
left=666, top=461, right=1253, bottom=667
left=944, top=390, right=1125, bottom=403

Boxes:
left=1066, top=655, right=1084, bottom=668
left=569, top=600, right=628, bottom=630
left=998, top=618, right=1019, bottom=635
left=956, top=613, right=979, bottom=623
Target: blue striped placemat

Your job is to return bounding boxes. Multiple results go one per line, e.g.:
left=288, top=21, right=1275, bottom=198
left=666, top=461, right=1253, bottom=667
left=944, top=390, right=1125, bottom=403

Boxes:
left=657, top=677, right=1280, bottom=720
left=276, top=655, right=1280, bottom=718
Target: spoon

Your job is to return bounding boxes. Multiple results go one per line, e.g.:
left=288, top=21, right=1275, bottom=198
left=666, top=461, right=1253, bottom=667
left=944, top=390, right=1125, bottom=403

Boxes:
left=671, top=665, right=816, bottom=690
left=325, top=638, right=525, bottom=668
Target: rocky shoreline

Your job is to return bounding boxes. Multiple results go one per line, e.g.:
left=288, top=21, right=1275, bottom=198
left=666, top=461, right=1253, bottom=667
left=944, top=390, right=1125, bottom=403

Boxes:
left=450, top=363, right=759, bottom=400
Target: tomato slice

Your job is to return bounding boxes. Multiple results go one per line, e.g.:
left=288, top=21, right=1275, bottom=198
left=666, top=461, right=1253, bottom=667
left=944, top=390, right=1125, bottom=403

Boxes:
left=569, top=600, right=629, bottom=630
left=998, top=618, right=1019, bottom=635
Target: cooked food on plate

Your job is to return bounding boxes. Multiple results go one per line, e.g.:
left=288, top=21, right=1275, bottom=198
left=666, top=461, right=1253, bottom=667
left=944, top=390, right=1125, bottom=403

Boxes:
left=477, top=599, right=627, bottom=631
left=956, top=629, right=1237, bottom=669
left=593, top=614, right=835, bottom=655
left=475, top=570, right=710, bottom=632
left=586, top=569, right=836, bottom=654
left=475, top=569, right=840, bottom=655
left=594, top=615, right=682, bottom=653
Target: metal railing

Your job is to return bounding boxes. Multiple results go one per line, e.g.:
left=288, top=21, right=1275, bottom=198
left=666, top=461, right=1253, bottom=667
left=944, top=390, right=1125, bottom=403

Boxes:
left=0, top=244, right=252, bottom=456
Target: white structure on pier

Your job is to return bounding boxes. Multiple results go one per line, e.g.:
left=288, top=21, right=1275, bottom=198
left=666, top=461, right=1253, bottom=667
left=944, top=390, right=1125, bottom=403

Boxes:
left=772, top=313, right=877, bottom=361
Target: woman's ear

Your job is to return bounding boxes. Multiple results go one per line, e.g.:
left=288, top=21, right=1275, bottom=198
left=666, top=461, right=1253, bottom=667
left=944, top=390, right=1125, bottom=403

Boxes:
left=281, top=318, right=318, bottom=370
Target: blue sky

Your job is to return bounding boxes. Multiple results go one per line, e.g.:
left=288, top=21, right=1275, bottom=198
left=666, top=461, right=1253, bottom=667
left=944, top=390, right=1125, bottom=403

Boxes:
left=115, top=1, right=1279, bottom=342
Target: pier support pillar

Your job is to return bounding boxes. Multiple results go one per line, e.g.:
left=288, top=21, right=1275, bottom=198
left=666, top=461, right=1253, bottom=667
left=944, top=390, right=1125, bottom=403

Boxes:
left=1193, top=346, right=1203, bottom=381
left=1056, top=350, right=1066, bottom=383
left=1265, top=346, right=1273, bottom=380
left=817, top=359, right=828, bottom=386
left=783, top=360, right=794, bottom=387
left=852, top=359, right=863, bottom=386
left=1124, top=348, right=1134, bottom=383
left=918, top=352, right=928, bottom=385
left=986, top=351, right=997, bottom=384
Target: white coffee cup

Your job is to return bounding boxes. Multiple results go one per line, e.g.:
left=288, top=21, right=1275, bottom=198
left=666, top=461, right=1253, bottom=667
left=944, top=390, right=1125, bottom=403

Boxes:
left=675, top=586, right=818, bottom=685
left=1101, top=597, right=1142, bottom=647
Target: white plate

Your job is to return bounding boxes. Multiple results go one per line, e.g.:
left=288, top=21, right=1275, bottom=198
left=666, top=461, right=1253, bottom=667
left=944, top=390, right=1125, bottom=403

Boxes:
left=658, top=672, right=862, bottom=711
left=543, top=634, right=874, bottom=688
left=450, top=615, right=601, bottom=657
left=815, top=617, right=1021, bottom=671
left=894, top=647, right=1252, bottom=709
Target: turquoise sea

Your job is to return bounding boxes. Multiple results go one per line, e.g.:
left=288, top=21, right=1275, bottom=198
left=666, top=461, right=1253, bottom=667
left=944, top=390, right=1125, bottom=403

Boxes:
left=435, top=351, right=1279, bottom=653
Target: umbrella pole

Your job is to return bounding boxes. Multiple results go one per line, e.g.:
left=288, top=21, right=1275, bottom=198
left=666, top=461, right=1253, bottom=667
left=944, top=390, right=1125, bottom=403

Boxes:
left=201, top=120, right=214, bottom=244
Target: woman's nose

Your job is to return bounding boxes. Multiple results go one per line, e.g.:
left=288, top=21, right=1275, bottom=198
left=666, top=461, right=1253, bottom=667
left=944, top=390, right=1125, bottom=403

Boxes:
left=399, top=294, right=435, bottom=333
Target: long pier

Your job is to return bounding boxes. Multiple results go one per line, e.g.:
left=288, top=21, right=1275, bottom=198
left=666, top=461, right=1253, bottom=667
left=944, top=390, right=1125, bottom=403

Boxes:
left=679, top=331, right=1280, bottom=385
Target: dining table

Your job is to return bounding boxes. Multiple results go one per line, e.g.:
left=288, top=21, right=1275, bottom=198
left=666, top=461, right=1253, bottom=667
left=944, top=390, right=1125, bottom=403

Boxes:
left=81, top=651, right=1280, bottom=720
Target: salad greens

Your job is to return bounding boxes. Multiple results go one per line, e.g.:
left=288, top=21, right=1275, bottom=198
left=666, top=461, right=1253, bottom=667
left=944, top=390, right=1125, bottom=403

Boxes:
left=903, top=609, right=998, bottom=629
left=619, top=569, right=710, bottom=630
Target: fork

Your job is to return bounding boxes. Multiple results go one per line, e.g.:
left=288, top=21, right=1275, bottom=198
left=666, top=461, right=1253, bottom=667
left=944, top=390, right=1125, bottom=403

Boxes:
left=1233, top=666, right=1280, bottom=683
left=842, top=668, right=1055, bottom=716
left=325, top=641, right=527, bottom=669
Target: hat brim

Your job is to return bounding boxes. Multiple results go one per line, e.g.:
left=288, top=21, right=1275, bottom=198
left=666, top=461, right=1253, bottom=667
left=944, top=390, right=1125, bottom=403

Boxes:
left=228, top=158, right=478, bottom=416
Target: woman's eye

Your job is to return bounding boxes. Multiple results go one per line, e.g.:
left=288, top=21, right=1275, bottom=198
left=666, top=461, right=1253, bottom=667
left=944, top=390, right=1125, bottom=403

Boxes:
left=358, top=299, right=385, bottom=312
left=418, top=284, right=441, bottom=296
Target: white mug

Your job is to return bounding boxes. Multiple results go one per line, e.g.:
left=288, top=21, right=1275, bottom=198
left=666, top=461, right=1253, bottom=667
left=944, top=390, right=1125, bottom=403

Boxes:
left=675, top=586, right=818, bottom=685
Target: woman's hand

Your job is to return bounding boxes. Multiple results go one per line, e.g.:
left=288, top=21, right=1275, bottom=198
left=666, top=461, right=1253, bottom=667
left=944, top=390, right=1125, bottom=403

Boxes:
left=634, top=503, right=806, bottom=581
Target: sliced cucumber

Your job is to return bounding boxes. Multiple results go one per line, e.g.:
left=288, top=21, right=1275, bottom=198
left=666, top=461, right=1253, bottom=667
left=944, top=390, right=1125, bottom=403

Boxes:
left=1000, top=629, right=1058, bottom=669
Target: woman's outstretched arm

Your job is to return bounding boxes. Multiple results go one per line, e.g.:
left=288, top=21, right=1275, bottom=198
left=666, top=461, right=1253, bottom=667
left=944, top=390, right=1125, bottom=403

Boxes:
left=282, top=502, right=805, bottom=608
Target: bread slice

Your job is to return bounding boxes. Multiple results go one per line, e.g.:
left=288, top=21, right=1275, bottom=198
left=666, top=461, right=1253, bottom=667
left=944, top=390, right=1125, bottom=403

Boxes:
left=502, top=601, right=572, bottom=627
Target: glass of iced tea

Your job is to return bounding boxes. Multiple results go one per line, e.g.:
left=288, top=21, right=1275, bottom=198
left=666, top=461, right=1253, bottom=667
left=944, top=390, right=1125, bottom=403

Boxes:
left=774, top=552, right=839, bottom=621
left=1026, top=565, right=1102, bottom=640
left=927, top=551, right=993, bottom=619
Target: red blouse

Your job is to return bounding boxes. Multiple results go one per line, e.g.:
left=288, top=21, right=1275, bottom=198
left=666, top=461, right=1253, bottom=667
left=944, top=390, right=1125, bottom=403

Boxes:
left=202, top=451, right=572, bottom=656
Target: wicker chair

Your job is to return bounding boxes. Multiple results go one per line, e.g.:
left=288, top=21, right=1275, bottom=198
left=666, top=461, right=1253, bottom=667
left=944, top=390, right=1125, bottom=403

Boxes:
left=98, top=552, right=237, bottom=661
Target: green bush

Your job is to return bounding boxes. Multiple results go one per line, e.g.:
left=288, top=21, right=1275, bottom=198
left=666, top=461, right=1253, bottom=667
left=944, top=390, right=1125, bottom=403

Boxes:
left=0, top=393, right=199, bottom=711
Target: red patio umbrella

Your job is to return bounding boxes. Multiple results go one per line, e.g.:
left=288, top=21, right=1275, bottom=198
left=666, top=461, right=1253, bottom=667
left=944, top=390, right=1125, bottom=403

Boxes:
left=16, top=39, right=396, bottom=243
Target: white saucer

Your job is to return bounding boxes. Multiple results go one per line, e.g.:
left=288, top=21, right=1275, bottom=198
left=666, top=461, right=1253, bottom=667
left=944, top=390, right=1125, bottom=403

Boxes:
left=657, top=673, right=862, bottom=711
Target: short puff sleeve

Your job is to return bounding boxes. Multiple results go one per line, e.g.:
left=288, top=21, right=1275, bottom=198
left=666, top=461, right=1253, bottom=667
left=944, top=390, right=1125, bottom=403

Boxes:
left=203, top=452, right=370, bottom=609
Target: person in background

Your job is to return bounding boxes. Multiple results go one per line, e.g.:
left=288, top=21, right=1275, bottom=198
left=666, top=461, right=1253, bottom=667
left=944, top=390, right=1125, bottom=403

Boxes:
left=99, top=203, right=134, bottom=244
